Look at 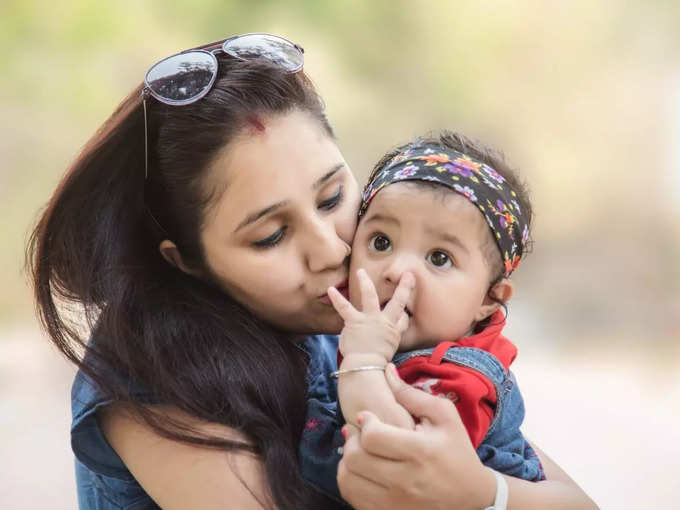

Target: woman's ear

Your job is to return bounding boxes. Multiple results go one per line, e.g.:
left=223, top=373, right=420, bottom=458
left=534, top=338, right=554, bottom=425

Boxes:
left=474, top=278, right=514, bottom=322
left=159, top=240, right=202, bottom=277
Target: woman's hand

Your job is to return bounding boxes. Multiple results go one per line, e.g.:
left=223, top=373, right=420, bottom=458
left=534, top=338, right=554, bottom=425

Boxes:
left=337, top=363, right=495, bottom=510
left=328, top=269, right=414, bottom=363
left=338, top=364, right=599, bottom=510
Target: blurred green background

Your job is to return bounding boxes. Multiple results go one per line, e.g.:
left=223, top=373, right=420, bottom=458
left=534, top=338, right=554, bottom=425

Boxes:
left=1, top=1, right=679, bottom=508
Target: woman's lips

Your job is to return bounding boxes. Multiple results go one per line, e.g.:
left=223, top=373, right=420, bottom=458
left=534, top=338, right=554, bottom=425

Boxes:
left=319, top=279, right=349, bottom=305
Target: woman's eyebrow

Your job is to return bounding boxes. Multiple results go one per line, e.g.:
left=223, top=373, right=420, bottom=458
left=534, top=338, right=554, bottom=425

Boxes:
left=234, top=164, right=345, bottom=234
left=234, top=200, right=289, bottom=233
left=312, top=163, right=345, bottom=190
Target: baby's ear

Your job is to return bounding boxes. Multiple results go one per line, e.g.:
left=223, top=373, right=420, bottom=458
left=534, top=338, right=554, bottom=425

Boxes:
left=474, top=278, right=514, bottom=322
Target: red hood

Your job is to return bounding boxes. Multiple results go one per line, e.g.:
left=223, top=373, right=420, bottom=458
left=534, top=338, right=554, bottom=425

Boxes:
left=454, top=310, right=516, bottom=370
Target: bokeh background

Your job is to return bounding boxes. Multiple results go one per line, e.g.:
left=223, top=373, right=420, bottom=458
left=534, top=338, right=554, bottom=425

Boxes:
left=2, top=1, right=679, bottom=508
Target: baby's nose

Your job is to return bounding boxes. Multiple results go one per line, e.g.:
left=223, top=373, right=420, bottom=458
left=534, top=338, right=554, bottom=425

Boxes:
left=382, top=253, right=421, bottom=285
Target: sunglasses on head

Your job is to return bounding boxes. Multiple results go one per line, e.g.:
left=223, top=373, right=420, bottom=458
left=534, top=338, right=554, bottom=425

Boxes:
left=141, top=33, right=304, bottom=178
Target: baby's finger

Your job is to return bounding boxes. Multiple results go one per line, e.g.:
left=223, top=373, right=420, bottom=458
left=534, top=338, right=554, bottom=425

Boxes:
left=395, top=311, right=409, bottom=334
left=383, top=272, right=415, bottom=322
left=357, top=269, right=380, bottom=313
left=328, top=286, right=357, bottom=320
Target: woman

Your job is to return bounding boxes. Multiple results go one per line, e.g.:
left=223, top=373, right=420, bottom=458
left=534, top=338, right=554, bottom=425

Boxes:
left=28, top=34, right=596, bottom=509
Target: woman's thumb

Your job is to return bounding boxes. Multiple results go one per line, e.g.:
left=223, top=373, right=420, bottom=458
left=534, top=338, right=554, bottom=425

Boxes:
left=385, top=363, right=464, bottom=428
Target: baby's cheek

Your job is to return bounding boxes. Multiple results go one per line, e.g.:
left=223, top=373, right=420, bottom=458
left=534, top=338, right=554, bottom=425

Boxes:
left=347, top=245, right=367, bottom=304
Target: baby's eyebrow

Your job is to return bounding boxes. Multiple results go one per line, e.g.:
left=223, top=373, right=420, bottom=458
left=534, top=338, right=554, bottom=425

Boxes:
left=361, top=213, right=399, bottom=226
left=426, top=227, right=470, bottom=254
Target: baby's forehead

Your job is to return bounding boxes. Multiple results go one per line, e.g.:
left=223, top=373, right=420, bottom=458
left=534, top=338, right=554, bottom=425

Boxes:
left=362, top=181, right=490, bottom=236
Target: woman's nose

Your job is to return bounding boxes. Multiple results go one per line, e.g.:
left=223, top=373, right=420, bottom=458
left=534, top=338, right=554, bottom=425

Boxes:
left=304, top=217, right=351, bottom=273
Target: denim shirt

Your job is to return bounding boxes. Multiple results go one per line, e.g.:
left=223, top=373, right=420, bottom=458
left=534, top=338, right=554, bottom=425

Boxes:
left=394, top=345, right=544, bottom=481
left=70, top=334, right=341, bottom=509
left=299, top=343, right=544, bottom=499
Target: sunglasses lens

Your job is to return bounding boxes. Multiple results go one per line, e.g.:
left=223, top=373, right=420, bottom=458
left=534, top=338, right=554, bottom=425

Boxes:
left=223, top=34, right=303, bottom=72
left=145, top=51, right=218, bottom=104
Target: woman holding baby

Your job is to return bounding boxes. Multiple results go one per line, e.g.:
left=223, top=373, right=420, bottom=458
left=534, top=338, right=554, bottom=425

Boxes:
left=28, top=33, right=596, bottom=509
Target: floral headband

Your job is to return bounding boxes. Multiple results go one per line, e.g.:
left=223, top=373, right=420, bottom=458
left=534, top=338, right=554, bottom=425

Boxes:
left=360, top=145, right=529, bottom=277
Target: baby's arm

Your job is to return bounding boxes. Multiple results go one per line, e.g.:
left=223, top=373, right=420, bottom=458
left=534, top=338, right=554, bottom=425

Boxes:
left=328, top=269, right=415, bottom=430
left=338, top=352, right=415, bottom=429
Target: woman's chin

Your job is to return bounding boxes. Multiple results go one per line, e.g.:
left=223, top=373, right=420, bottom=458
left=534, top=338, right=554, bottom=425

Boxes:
left=273, top=307, right=343, bottom=336
left=303, top=308, right=344, bottom=335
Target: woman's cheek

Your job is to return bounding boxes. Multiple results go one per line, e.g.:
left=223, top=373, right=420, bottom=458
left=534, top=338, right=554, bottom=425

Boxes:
left=342, top=185, right=362, bottom=243
left=337, top=211, right=359, bottom=246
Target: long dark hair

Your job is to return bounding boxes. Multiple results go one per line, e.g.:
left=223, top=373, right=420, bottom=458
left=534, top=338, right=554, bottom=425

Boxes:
left=27, top=55, right=341, bottom=509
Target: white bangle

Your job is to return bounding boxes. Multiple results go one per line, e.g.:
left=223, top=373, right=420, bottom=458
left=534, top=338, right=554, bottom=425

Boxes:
left=329, top=365, right=385, bottom=378
left=483, top=469, right=508, bottom=510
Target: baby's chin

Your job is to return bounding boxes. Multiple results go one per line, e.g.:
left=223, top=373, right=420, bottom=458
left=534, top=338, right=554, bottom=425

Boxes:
left=397, top=327, right=437, bottom=352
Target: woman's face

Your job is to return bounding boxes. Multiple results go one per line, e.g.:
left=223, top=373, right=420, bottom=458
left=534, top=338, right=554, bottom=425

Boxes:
left=199, top=110, right=361, bottom=334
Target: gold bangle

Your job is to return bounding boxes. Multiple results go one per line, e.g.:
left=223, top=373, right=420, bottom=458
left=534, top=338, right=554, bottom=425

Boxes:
left=329, top=365, right=386, bottom=379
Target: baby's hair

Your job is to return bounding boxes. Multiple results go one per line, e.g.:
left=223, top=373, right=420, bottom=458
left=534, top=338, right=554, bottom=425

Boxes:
left=367, top=131, right=534, bottom=331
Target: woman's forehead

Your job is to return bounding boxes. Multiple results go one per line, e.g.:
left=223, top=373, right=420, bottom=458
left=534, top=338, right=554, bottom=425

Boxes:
left=218, top=112, right=338, bottom=182
left=201, top=111, right=347, bottom=228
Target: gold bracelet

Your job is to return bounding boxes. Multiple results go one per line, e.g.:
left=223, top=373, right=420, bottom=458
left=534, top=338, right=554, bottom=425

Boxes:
left=329, top=365, right=386, bottom=379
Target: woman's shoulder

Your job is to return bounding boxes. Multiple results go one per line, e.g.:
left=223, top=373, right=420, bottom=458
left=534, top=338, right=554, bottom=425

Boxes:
left=71, top=326, right=159, bottom=481
left=70, top=367, right=160, bottom=508
left=71, top=367, right=157, bottom=480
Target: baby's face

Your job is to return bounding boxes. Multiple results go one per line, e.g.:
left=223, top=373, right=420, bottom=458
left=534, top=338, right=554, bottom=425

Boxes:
left=349, top=182, right=496, bottom=350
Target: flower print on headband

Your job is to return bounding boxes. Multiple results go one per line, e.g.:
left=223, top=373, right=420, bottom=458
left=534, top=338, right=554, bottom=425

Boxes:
left=360, top=145, right=529, bottom=277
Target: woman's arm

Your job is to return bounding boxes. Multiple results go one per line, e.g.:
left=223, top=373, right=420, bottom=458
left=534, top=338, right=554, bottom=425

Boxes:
left=337, top=365, right=598, bottom=510
left=99, top=404, right=273, bottom=510
left=502, top=440, right=598, bottom=509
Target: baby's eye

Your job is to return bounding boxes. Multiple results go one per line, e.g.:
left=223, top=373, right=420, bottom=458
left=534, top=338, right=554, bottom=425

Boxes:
left=369, top=234, right=392, bottom=252
left=427, top=250, right=452, bottom=269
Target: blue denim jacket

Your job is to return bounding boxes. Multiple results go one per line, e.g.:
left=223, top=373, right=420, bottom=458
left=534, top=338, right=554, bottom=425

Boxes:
left=299, top=342, right=544, bottom=499
left=70, top=334, right=340, bottom=509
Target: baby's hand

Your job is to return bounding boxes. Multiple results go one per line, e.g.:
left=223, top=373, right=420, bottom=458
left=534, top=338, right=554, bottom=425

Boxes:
left=328, top=269, right=414, bottom=363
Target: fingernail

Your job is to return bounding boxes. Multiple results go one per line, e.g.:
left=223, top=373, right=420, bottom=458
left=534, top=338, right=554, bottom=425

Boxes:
left=387, top=363, right=398, bottom=377
left=356, top=414, right=364, bottom=426
left=341, top=426, right=347, bottom=439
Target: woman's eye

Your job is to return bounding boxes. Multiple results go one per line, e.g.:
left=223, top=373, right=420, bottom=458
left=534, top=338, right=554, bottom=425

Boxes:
left=318, top=185, right=344, bottom=211
left=252, top=227, right=287, bottom=248
left=427, top=250, right=452, bottom=268
left=369, top=234, right=392, bottom=252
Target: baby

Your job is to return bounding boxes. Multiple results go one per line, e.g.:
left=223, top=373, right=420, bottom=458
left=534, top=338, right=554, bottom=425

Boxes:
left=299, top=131, right=543, bottom=501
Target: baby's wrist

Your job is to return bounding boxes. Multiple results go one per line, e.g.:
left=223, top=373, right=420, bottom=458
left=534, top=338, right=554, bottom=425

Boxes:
left=340, top=352, right=391, bottom=368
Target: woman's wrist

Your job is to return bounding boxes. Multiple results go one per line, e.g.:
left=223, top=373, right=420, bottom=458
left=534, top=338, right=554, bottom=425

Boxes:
left=482, top=470, right=508, bottom=510
left=474, top=467, right=500, bottom=510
